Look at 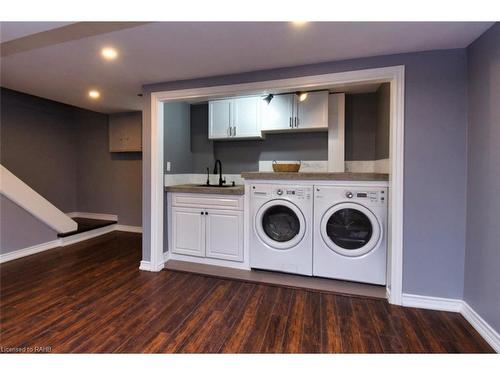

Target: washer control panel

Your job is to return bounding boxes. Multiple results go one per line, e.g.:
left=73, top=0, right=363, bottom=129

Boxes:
left=252, top=185, right=312, bottom=200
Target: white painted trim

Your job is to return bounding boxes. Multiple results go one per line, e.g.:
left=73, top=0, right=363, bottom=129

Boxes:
left=1, top=165, right=77, bottom=233
left=150, top=66, right=405, bottom=305
left=139, top=260, right=152, bottom=271
left=461, top=301, right=500, bottom=353
left=0, top=239, right=61, bottom=263
left=66, top=212, right=118, bottom=221
left=328, top=93, right=345, bottom=172
left=402, top=293, right=462, bottom=312
left=116, top=224, right=143, bottom=233
left=1, top=224, right=143, bottom=263
left=402, top=293, right=500, bottom=352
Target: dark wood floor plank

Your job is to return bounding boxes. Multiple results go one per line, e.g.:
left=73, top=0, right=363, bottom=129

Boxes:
left=0, top=232, right=493, bottom=354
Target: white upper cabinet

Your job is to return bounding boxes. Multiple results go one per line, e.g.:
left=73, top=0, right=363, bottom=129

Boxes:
left=209, top=99, right=232, bottom=139
left=260, top=91, right=329, bottom=132
left=260, top=94, right=295, bottom=131
left=296, top=91, right=329, bottom=130
left=208, top=96, right=262, bottom=140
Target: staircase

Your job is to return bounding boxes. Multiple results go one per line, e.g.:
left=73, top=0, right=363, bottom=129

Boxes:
left=58, top=217, right=117, bottom=238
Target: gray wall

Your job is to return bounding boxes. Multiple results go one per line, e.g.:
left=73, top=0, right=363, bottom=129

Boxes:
left=1, top=88, right=78, bottom=212
left=0, top=196, right=57, bottom=254
left=345, top=93, right=378, bottom=160
left=75, top=110, right=142, bottom=227
left=214, top=132, right=328, bottom=173
left=164, top=102, right=192, bottom=174
left=1, top=89, right=142, bottom=253
left=191, top=104, right=215, bottom=173
left=464, top=24, right=500, bottom=332
left=143, top=48, right=468, bottom=299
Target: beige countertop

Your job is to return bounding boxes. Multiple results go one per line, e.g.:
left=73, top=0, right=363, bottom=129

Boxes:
left=240, top=172, right=389, bottom=181
left=164, top=184, right=245, bottom=195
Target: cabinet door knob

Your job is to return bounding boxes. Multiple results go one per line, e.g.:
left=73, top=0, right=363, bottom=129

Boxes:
left=201, top=212, right=204, bottom=215
left=205, top=211, right=208, bottom=215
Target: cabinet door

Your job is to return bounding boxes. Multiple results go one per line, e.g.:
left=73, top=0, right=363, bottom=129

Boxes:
left=205, top=209, right=243, bottom=262
left=260, top=94, right=294, bottom=131
left=172, top=207, right=205, bottom=257
left=232, top=97, right=261, bottom=138
left=209, top=99, right=231, bottom=139
left=296, top=91, right=329, bottom=130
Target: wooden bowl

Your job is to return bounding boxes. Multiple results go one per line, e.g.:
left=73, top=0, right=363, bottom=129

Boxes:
left=272, top=161, right=301, bottom=172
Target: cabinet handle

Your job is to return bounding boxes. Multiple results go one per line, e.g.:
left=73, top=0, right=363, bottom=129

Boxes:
left=233, top=126, right=236, bottom=136
left=289, top=117, right=292, bottom=127
left=294, top=117, right=298, bottom=127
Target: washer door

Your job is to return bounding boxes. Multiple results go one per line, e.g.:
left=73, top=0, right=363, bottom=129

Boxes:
left=255, top=200, right=306, bottom=250
left=320, top=202, right=381, bottom=257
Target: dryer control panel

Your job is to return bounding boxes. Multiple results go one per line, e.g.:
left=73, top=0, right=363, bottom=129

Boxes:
left=314, top=186, right=387, bottom=207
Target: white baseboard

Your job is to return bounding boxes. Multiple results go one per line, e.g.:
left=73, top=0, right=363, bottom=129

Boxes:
left=0, top=239, right=61, bottom=263
left=116, top=224, right=142, bottom=233
left=139, top=259, right=164, bottom=272
left=402, top=293, right=462, bottom=312
left=402, top=293, right=499, bottom=352
left=66, top=212, right=118, bottom=221
left=0, top=223, right=142, bottom=264
left=461, top=301, right=500, bottom=353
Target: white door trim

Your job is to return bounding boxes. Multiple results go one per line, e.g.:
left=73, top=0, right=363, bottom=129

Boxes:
left=148, top=65, right=405, bottom=305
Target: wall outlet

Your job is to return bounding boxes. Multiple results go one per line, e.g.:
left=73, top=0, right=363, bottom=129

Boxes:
left=166, top=161, right=171, bottom=172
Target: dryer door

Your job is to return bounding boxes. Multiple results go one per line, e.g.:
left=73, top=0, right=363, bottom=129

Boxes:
left=320, top=202, right=381, bottom=257
left=255, top=199, right=306, bottom=250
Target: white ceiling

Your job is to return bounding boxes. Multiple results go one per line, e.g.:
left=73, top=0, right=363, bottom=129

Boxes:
left=0, top=22, right=73, bottom=43
left=0, top=22, right=493, bottom=113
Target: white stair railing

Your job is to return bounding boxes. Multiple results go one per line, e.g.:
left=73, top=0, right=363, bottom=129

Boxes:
left=0, top=164, right=77, bottom=233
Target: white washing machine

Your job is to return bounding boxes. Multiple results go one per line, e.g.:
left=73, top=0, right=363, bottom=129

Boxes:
left=313, top=185, right=388, bottom=285
left=250, top=184, right=313, bottom=276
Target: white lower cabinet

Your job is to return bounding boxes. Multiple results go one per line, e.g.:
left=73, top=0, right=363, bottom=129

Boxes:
left=205, top=209, right=243, bottom=261
left=171, top=193, right=244, bottom=263
left=172, top=207, right=205, bottom=257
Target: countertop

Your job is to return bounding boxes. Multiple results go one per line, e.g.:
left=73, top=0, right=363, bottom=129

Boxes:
left=240, top=172, right=389, bottom=181
left=164, top=184, right=245, bottom=195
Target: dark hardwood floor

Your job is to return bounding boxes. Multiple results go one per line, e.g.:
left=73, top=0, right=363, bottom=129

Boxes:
left=0, top=232, right=493, bottom=353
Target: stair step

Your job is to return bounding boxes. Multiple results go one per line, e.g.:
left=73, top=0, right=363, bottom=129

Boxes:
left=58, top=217, right=117, bottom=238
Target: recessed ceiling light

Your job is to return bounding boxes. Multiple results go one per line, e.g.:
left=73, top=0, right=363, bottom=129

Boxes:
left=292, top=21, right=308, bottom=27
left=101, top=47, right=118, bottom=60
left=88, top=90, right=100, bottom=99
left=298, top=92, right=308, bottom=102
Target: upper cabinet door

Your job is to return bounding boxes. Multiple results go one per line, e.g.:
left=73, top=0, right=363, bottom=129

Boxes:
left=232, top=96, right=261, bottom=138
left=260, top=94, right=295, bottom=131
left=296, top=91, right=329, bottom=130
left=209, top=99, right=231, bottom=139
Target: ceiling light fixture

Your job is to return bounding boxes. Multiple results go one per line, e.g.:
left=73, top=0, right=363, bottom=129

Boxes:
left=298, top=92, right=308, bottom=102
left=263, top=94, right=274, bottom=104
left=88, top=90, right=100, bottom=99
left=101, top=47, right=118, bottom=60
left=292, top=21, right=308, bottom=27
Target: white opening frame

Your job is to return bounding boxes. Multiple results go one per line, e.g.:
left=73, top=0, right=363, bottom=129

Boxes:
left=147, top=66, right=405, bottom=305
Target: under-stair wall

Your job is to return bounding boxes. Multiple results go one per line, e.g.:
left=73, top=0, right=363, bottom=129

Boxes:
left=0, top=88, right=142, bottom=255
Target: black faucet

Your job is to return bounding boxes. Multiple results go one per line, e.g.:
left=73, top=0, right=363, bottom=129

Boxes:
left=213, top=160, right=226, bottom=186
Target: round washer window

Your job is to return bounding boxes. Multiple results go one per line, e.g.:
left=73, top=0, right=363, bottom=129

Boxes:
left=326, top=208, right=373, bottom=250
left=262, top=205, right=300, bottom=242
